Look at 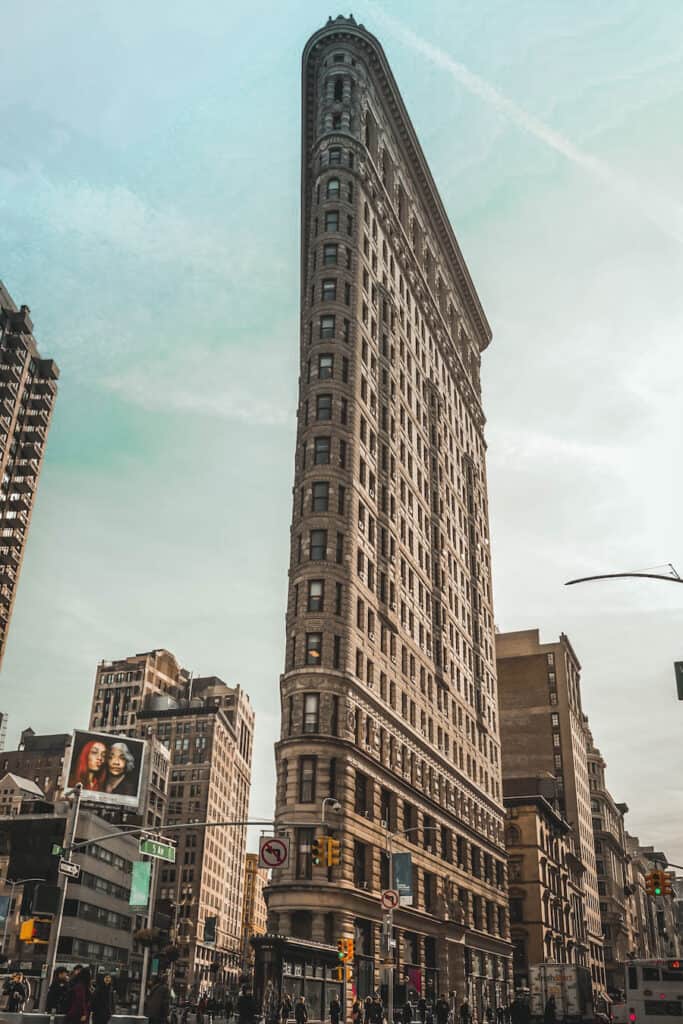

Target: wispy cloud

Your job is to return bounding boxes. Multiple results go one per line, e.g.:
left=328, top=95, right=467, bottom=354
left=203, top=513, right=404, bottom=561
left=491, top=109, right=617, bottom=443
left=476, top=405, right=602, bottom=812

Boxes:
left=369, top=5, right=683, bottom=245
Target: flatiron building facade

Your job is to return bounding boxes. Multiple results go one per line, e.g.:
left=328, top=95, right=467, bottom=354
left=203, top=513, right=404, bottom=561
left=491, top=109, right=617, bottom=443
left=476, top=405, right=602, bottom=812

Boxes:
left=266, top=16, right=510, bottom=1018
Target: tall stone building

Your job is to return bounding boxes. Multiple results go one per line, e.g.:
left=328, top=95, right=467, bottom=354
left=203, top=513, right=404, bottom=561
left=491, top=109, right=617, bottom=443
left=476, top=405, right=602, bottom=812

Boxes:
left=264, top=15, right=510, bottom=1019
left=241, top=852, right=268, bottom=974
left=90, top=653, right=254, bottom=995
left=503, top=778, right=588, bottom=989
left=496, top=629, right=605, bottom=999
left=0, top=285, right=59, bottom=669
left=585, top=724, right=633, bottom=995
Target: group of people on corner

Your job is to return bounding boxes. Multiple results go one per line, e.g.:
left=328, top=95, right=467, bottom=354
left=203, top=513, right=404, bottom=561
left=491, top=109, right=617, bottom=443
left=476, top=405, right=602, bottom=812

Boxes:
left=45, top=965, right=116, bottom=1024
left=272, top=991, right=535, bottom=1024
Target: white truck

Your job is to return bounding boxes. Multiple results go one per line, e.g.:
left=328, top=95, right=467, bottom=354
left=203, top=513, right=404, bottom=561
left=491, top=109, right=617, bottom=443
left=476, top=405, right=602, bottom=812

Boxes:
left=528, top=963, right=594, bottom=1023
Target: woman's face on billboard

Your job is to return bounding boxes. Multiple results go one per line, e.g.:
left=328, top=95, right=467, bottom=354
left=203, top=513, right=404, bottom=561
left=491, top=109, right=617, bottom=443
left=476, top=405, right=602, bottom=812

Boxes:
left=88, top=742, right=106, bottom=771
left=108, top=747, right=127, bottom=776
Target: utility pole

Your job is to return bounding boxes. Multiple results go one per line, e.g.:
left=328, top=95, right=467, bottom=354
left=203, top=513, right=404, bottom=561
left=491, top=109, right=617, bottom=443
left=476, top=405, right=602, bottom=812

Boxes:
left=39, top=784, right=82, bottom=1010
left=137, top=854, right=160, bottom=1015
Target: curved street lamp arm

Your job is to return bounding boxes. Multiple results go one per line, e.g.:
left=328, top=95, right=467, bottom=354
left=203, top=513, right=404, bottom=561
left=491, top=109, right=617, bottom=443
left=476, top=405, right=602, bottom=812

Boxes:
left=565, top=571, right=683, bottom=586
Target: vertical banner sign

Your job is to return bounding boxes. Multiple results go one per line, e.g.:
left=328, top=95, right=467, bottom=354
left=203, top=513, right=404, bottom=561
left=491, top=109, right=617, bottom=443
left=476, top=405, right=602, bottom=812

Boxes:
left=393, top=852, right=413, bottom=906
left=129, top=861, right=152, bottom=908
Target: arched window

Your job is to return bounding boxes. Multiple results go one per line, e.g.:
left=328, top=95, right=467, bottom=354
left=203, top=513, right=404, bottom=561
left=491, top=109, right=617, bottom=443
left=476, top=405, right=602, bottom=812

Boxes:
left=506, top=825, right=520, bottom=846
left=326, top=178, right=340, bottom=199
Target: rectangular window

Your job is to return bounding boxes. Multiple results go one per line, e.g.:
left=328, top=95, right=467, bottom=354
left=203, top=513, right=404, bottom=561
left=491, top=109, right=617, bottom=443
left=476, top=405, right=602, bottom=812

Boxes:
left=322, top=278, right=337, bottom=301
left=318, top=352, right=334, bottom=376
left=320, top=317, right=336, bottom=340
left=323, top=243, right=338, bottom=265
left=310, top=529, right=327, bottom=560
left=337, top=485, right=346, bottom=515
left=316, top=394, right=332, bottom=420
left=329, top=147, right=341, bottom=165
left=303, top=693, right=320, bottom=733
left=307, top=580, right=324, bottom=612
left=333, top=635, right=341, bottom=669
left=296, top=827, right=314, bottom=879
left=312, top=480, right=329, bottom=510
left=305, top=632, right=322, bottom=665
left=314, top=437, right=331, bottom=464
left=325, top=210, right=339, bottom=232
left=299, top=757, right=316, bottom=803
left=335, top=582, right=343, bottom=615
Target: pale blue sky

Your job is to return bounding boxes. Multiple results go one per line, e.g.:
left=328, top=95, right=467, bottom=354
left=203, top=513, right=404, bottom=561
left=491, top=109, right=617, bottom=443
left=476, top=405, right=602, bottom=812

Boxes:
left=1, top=1, right=682, bottom=857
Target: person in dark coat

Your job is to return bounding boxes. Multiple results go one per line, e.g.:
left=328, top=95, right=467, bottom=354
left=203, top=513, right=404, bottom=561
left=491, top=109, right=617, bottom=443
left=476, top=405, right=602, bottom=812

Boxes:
left=47, top=967, right=71, bottom=1015
left=402, top=1003, right=413, bottom=1024
left=369, top=996, right=384, bottom=1024
left=510, top=998, right=529, bottom=1024
left=364, top=997, right=373, bottom=1024
left=435, top=996, right=450, bottom=1024
left=92, top=974, right=116, bottom=1024
left=294, top=997, right=308, bottom=1024
left=459, top=1001, right=470, bottom=1024
left=543, top=997, right=556, bottom=1024
left=330, top=996, right=342, bottom=1024
left=4, top=974, right=28, bottom=1013
left=280, top=995, right=293, bottom=1024
left=146, top=975, right=171, bottom=1024
left=352, top=1000, right=363, bottom=1024
left=66, top=967, right=92, bottom=1024
left=236, top=989, right=258, bottom=1024
left=418, top=999, right=427, bottom=1024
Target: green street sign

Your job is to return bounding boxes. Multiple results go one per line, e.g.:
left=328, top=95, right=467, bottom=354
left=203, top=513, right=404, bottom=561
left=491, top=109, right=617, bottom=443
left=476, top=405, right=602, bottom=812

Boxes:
left=139, top=837, right=176, bottom=863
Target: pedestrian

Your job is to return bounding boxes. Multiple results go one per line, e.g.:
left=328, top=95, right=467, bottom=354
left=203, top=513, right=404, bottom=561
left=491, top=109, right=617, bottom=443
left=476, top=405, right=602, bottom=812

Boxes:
left=418, top=998, right=427, bottom=1024
left=294, top=996, right=308, bottom=1024
left=47, top=967, right=71, bottom=1015
left=280, top=994, right=293, bottom=1024
left=352, top=1000, right=363, bottom=1024
left=365, top=996, right=373, bottom=1024
left=66, top=966, right=92, bottom=1024
left=459, top=1001, right=470, bottom=1024
left=236, top=988, right=258, bottom=1024
left=485, top=1007, right=493, bottom=1024
left=402, top=1002, right=413, bottom=1024
left=226, top=998, right=234, bottom=1023
left=369, top=995, right=384, bottom=1024
left=146, top=974, right=171, bottom=1024
left=92, top=974, right=116, bottom=1024
left=4, top=973, right=28, bottom=1013
left=330, top=995, right=342, bottom=1024
left=435, top=995, right=450, bottom=1024
left=543, top=997, right=556, bottom=1024
left=510, top=998, right=529, bottom=1024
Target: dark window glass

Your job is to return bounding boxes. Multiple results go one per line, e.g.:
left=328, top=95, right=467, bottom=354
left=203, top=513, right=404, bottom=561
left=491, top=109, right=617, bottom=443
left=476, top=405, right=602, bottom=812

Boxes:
left=303, top=693, right=319, bottom=732
left=320, top=317, right=335, bottom=340
left=326, top=178, right=340, bottom=199
left=299, top=758, right=316, bottom=802
left=318, top=354, right=334, bottom=378
left=305, top=632, right=322, bottom=665
left=312, top=480, right=329, bottom=511
left=310, top=529, right=327, bottom=560
left=325, top=210, right=339, bottom=232
left=323, top=243, right=338, bottom=265
left=329, top=148, right=341, bottom=165
left=314, top=438, right=331, bottom=464
left=316, top=394, right=332, bottom=420
left=322, top=278, right=337, bottom=301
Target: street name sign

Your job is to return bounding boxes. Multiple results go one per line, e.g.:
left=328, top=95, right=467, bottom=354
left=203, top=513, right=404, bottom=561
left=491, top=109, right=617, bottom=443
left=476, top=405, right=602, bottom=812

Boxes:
left=58, top=859, right=81, bottom=880
left=139, top=837, right=176, bottom=863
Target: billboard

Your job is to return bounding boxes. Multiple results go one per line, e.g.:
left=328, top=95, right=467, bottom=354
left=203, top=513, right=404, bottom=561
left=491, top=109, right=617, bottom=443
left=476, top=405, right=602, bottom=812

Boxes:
left=64, top=729, right=145, bottom=809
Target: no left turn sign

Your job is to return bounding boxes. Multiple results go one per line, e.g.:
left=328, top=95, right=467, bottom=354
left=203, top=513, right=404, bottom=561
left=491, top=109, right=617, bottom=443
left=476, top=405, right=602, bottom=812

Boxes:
left=259, top=835, right=290, bottom=869
left=380, top=889, right=399, bottom=910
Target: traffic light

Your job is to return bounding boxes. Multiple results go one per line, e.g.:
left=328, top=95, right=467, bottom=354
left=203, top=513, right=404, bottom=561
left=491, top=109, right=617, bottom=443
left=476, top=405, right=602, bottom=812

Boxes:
left=312, top=837, right=324, bottom=866
left=646, top=870, right=666, bottom=896
left=18, top=918, right=51, bottom=944
left=327, top=838, right=341, bottom=866
left=663, top=872, right=675, bottom=897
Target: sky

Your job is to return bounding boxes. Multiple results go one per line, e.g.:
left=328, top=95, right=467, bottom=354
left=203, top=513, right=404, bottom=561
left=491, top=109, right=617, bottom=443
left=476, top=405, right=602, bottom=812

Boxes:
left=1, top=0, right=682, bottom=860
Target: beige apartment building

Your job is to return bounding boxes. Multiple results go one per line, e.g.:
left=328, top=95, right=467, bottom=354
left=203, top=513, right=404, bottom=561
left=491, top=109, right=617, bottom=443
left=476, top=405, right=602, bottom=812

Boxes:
left=0, top=285, right=59, bottom=669
left=241, top=853, right=268, bottom=974
left=496, top=629, right=605, bottom=998
left=585, top=724, right=633, bottom=995
left=261, top=15, right=511, bottom=1022
left=503, top=778, right=588, bottom=989
left=90, top=651, right=254, bottom=995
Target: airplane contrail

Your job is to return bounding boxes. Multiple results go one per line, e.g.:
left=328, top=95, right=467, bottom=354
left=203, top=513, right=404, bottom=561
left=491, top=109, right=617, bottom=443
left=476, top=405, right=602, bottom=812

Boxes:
left=368, top=5, right=683, bottom=246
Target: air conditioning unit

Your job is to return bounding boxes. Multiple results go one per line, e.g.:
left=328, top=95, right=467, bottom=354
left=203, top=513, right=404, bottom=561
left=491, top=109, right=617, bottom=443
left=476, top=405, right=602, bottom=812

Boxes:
left=360, top=881, right=370, bottom=890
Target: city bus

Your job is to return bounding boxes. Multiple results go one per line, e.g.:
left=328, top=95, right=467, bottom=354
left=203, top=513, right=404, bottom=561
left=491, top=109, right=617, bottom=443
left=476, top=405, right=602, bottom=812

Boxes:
left=612, top=960, right=683, bottom=1024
